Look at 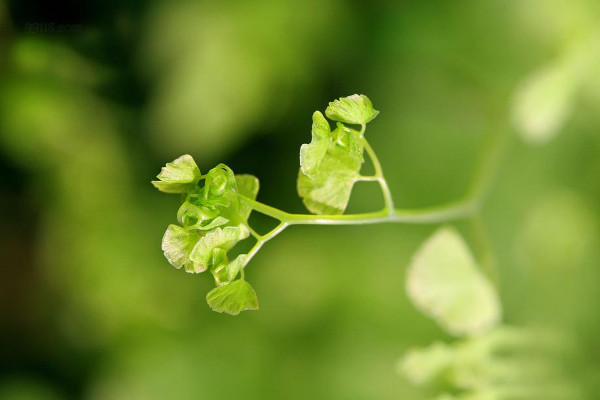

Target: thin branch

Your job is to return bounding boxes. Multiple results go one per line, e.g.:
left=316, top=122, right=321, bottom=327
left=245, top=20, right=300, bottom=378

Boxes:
left=362, top=134, right=395, bottom=213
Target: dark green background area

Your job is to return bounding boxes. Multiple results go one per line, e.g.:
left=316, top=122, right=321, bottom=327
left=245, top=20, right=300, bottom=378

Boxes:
left=1, top=0, right=599, bottom=398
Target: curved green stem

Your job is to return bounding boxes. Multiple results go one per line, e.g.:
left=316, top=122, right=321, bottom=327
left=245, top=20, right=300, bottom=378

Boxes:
left=362, top=130, right=395, bottom=213
left=243, top=222, right=288, bottom=267
left=239, top=121, right=507, bottom=268
left=239, top=194, right=478, bottom=226
left=466, top=124, right=510, bottom=203
left=246, top=224, right=262, bottom=240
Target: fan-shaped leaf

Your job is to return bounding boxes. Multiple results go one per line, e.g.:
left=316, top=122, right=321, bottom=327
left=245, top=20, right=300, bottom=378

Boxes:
left=325, top=94, right=379, bottom=125
left=161, top=224, right=201, bottom=270
left=206, top=279, right=259, bottom=315
left=152, top=154, right=201, bottom=193
left=406, top=227, right=501, bottom=337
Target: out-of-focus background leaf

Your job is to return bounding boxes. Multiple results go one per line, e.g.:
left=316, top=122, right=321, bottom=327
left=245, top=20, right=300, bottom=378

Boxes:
left=1, top=0, right=599, bottom=399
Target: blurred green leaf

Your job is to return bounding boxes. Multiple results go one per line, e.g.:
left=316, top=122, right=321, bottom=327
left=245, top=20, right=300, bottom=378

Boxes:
left=399, top=342, right=454, bottom=385
left=511, top=61, right=578, bottom=145
left=406, top=227, right=501, bottom=337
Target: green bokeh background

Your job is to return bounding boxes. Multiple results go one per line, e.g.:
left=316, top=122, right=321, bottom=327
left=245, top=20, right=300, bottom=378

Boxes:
left=1, top=0, right=600, bottom=398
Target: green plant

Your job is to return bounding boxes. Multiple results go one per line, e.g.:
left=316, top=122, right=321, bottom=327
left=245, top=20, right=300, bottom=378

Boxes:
left=152, top=94, right=505, bottom=316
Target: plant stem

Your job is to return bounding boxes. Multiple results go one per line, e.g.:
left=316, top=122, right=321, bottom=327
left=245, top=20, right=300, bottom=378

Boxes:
left=239, top=195, right=477, bottom=226
left=362, top=131, right=395, bottom=213
left=356, top=176, right=380, bottom=182
left=246, top=224, right=262, bottom=240
left=466, top=124, right=510, bottom=204
left=238, top=120, right=507, bottom=265
left=469, top=214, right=500, bottom=287
left=243, top=222, right=288, bottom=267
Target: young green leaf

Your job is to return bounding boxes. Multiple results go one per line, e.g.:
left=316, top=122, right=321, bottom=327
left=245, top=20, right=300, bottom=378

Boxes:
left=297, top=164, right=358, bottom=215
left=177, top=201, right=229, bottom=230
left=152, top=154, right=201, bottom=193
left=298, top=123, right=364, bottom=215
left=325, top=94, right=379, bottom=125
left=300, top=111, right=331, bottom=178
left=200, top=163, right=237, bottom=207
left=406, top=227, right=501, bottom=337
left=212, top=254, right=247, bottom=286
left=235, top=174, right=259, bottom=221
left=188, top=225, right=249, bottom=273
left=206, top=279, right=259, bottom=315
left=161, top=224, right=201, bottom=270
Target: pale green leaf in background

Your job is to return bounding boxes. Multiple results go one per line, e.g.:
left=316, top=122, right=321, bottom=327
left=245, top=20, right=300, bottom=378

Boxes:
left=206, top=279, right=259, bottom=315
left=406, top=227, right=501, bottom=337
left=325, top=94, right=379, bottom=125
left=399, top=327, right=584, bottom=400
left=511, top=60, right=578, bottom=145
left=151, top=154, right=201, bottom=193
left=398, top=342, right=454, bottom=385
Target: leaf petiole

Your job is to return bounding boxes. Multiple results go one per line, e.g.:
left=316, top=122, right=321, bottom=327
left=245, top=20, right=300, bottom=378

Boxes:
left=243, top=222, right=289, bottom=268
left=356, top=175, right=380, bottom=182
left=362, top=136, right=395, bottom=213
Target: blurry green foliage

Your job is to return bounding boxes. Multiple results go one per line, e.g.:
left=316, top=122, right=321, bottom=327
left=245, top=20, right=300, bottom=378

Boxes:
left=399, top=327, right=586, bottom=399
left=1, top=0, right=600, bottom=399
left=140, top=0, right=350, bottom=162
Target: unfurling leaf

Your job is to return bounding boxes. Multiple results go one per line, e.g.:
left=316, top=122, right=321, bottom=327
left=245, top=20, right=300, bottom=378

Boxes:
left=211, top=254, right=247, bottom=286
left=152, top=154, right=201, bottom=193
left=325, top=94, right=379, bottom=125
left=206, top=279, right=259, bottom=315
left=177, top=201, right=229, bottom=230
left=200, top=163, right=238, bottom=208
left=406, top=227, right=501, bottom=337
left=161, top=224, right=201, bottom=270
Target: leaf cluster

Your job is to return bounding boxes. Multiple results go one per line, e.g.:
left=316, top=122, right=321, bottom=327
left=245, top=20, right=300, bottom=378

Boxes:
left=298, top=95, right=378, bottom=214
left=152, top=155, right=260, bottom=315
